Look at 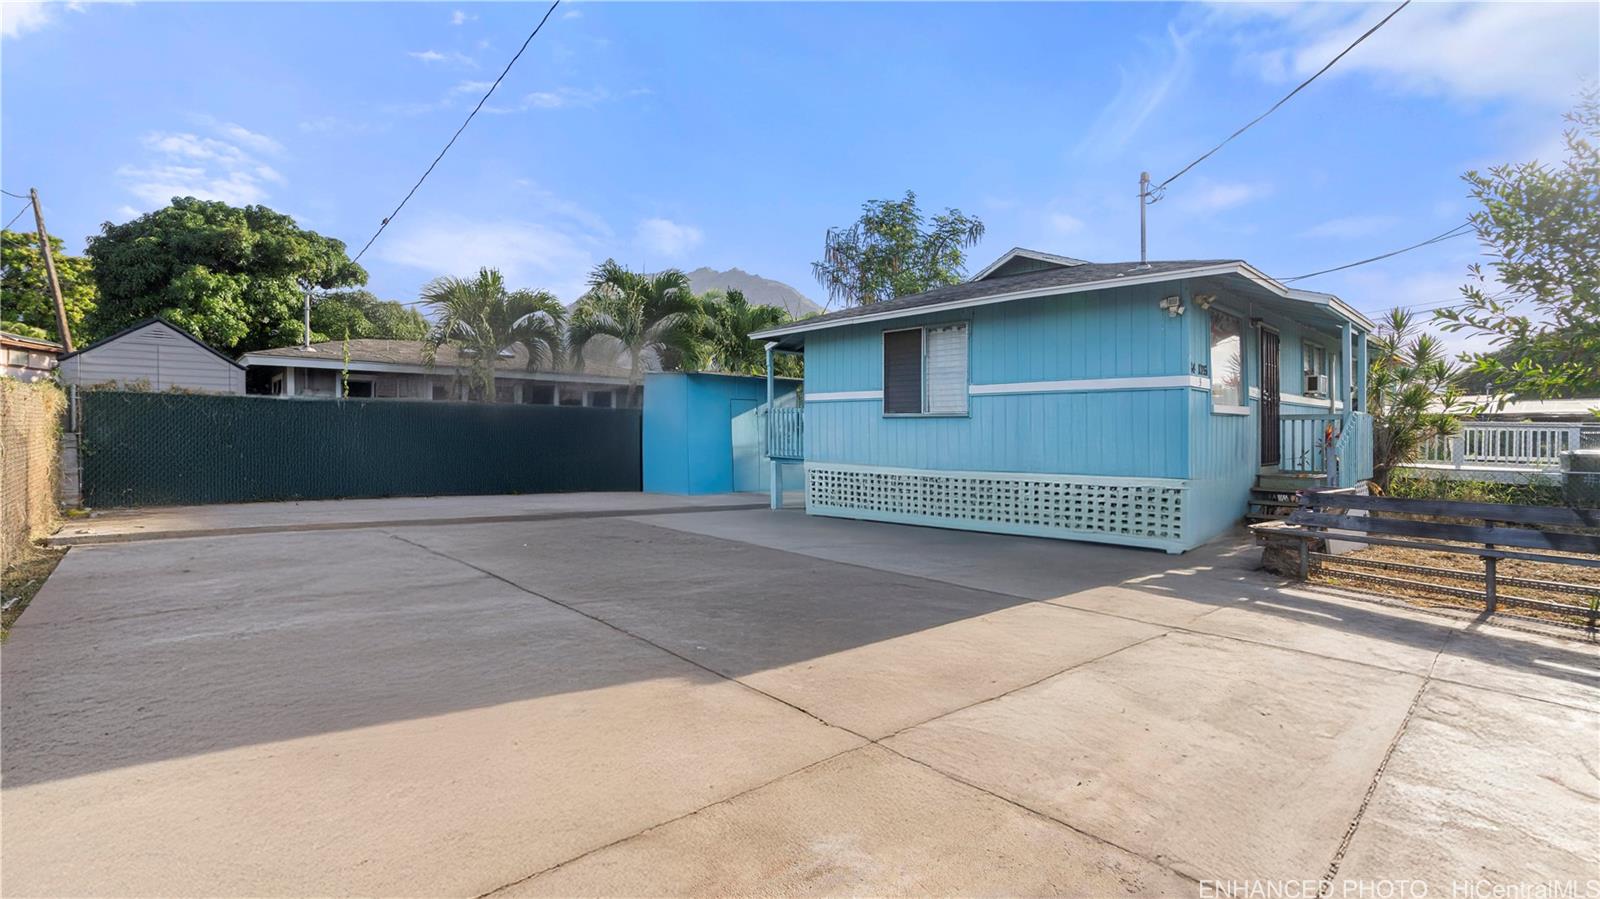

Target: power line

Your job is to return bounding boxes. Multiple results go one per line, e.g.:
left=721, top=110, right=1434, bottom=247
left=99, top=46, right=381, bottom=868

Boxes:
left=0, top=188, right=30, bottom=200
left=351, top=0, right=563, bottom=265
left=1150, top=0, right=1411, bottom=196
left=1279, top=222, right=1473, bottom=283
left=4, top=204, right=30, bottom=231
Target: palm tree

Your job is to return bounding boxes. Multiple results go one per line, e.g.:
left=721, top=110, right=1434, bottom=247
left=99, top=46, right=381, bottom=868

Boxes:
left=568, top=260, right=703, bottom=406
left=700, top=289, right=790, bottom=375
left=1369, top=308, right=1463, bottom=489
left=419, top=267, right=567, bottom=402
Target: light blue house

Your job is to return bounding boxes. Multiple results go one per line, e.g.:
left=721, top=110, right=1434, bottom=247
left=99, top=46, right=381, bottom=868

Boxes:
left=753, top=248, right=1375, bottom=553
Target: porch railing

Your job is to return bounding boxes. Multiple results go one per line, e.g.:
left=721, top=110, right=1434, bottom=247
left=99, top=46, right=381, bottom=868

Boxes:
left=766, top=406, right=803, bottom=461
left=1280, top=414, right=1341, bottom=476
left=1417, top=422, right=1581, bottom=469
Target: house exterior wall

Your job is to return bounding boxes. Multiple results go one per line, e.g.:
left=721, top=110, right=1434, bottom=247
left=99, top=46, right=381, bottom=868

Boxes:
left=59, top=322, right=244, bottom=394
left=804, top=284, right=1192, bottom=479
left=798, top=279, right=1370, bottom=553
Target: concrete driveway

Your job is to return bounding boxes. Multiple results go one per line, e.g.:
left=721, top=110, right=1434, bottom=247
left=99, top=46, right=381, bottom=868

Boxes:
left=3, top=496, right=1596, bottom=897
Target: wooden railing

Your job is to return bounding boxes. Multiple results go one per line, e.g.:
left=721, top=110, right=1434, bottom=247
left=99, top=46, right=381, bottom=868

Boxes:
left=1418, top=422, right=1582, bottom=469
left=766, top=406, right=803, bottom=461
left=1280, top=414, right=1341, bottom=475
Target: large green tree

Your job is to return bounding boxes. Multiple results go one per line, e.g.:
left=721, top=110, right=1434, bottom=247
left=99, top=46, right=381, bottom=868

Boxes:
left=1434, top=88, right=1599, bottom=404
left=569, top=260, right=703, bottom=406
left=84, top=198, right=365, bottom=354
left=311, top=290, right=428, bottom=342
left=698, top=288, right=789, bottom=375
left=420, top=268, right=567, bottom=402
left=812, top=191, right=985, bottom=307
left=1, top=229, right=96, bottom=342
left=1369, top=309, right=1462, bottom=490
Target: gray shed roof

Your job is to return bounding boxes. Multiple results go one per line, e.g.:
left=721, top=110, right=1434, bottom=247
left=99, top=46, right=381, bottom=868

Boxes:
left=245, top=339, right=631, bottom=379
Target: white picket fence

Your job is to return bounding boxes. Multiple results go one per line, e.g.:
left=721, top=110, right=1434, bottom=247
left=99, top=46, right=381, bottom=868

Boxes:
left=1416, top=422, right=1581, bottom=468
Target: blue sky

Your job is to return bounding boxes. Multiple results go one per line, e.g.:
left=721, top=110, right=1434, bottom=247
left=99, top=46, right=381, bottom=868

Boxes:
left=3, top=1, right=1596, bottom=350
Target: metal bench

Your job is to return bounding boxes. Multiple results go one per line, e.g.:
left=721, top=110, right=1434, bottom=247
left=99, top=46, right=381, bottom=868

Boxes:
left=1252, top=491, right=1600, bottom=620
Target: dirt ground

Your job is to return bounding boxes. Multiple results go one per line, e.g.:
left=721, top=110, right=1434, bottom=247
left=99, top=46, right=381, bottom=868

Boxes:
left=1314, top=543, right=1600, bottom=627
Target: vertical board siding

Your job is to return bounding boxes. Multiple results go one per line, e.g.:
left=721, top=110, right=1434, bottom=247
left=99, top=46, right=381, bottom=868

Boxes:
left=803, top=285, right=1192, bottom=479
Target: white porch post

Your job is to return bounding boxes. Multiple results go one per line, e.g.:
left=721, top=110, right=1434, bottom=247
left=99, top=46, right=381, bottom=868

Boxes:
left=1340, top=321, right=1353, bottom=415
left=1356, top=330, right=1368, bottom=413
left=284, top=366, right=297, bottom=397
left=766, top=342, right=780, bottom=510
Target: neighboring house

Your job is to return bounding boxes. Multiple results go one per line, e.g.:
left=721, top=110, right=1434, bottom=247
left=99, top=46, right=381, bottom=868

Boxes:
left=238, top=340, right=631, bottom=406
left=1, top=332, right=63, bottom=383
left=57, top=318, right=245, bottom=394
left=752, top=247, right=1376, bottom=554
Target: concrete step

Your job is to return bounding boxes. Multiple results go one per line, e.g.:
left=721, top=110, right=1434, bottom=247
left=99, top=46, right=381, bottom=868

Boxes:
left=1255, top=472, right=1327, bottom=493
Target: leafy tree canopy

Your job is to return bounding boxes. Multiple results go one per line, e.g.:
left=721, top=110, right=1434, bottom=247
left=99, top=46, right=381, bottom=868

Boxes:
left=84, top=198, right=366, bottom=354
left=698, top=288, right=790, bottom=376
left=812, top=191, right=985, bottom=307
left=570, top=260, right=702, bottom=406
left=311, top=290, right=428, bottom=343
left=1369, top=309, right=1462, bottom=490
left=420, top=268, right=566, bottom=402
left=1, top=229, right=97, bottom=342
left=1435, top=87, right=1599, bottom=404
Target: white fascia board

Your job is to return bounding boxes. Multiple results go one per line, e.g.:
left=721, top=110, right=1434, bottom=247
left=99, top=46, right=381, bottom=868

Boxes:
left=969, top=374, right=1208, bottom=395
left=751, top=263, right=1247, bottom=340
left=238, top=354, right=629, bottom=385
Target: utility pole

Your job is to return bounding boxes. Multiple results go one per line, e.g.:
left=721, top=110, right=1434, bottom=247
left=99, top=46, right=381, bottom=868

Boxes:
left=1138, top=171, right=1150, bottom=267
left=28, top=188, right=74, bottom=352
left=302, top=283, right=313, bottom=349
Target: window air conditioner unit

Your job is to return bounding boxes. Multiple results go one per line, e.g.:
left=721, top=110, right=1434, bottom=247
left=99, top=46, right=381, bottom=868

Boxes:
left=1304, top=373, right=1329, bottom=395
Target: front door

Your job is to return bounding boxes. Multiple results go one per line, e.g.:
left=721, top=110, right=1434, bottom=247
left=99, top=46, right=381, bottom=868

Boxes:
left=1260, top=328, right=1281, bottom=467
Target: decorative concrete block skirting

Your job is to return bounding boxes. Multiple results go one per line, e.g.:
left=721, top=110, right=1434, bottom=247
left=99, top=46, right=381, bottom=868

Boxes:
left=805, top=462, right=1190, bottom=553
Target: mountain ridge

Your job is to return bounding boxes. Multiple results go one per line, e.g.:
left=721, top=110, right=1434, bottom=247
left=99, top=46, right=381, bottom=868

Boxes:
left=685, top=267, right=822, bottom=318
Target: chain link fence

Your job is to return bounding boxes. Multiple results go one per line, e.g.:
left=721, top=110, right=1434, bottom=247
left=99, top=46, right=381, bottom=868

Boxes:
left=80, top=391, right=642, bottom=508
left=1, top=379, right=65, bottom=567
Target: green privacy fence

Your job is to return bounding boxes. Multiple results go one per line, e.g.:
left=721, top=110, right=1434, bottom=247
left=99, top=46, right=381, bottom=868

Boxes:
left=80, top=391, right=641, bottom=508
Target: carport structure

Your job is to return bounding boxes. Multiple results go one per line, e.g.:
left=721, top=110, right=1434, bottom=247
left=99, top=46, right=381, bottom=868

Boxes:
left=3, top=496, right=1596, bottom=897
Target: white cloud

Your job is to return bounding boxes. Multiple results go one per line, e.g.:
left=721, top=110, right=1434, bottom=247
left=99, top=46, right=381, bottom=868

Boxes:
left=1219, top=2, right=1598, bottom=108
left=450, top=9, right=476, bottom=25
left=562, top=8, right=582, bottom=19
left=1170, top=179, right=1271, bottom=214
left=1048, top=212, right=1086, bottom=235
left=521, top=86, right=611, bottom=110
left=1, top=1, right=56, bottom=38
left=118, top=121, right=286, bottom=210
left=379, top=217, right=598, bottom=300
left=1299, top=215, right=1399, bottom=240
left=635, top=218, right=703, bottom=258
left=1075, top=24, right=1193, bottom=156
left=409, top=49, right=476, bottom=67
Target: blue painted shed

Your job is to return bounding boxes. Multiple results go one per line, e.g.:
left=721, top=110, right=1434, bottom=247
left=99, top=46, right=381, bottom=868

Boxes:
left=752, top=248, right=1375, bottom=553
left=642, top=371, right=802, bottom=495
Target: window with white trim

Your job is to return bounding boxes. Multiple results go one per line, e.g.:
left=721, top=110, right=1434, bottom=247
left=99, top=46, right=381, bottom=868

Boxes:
left=1303, top=341, right=1329, bottom=396
left=883, top=322, right=969, bottom=416
left=1208, top=311, right=1243, bottom=408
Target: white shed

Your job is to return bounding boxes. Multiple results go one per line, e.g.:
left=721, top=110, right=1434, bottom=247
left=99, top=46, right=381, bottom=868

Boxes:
left=57, top=318, right=245, bottom=394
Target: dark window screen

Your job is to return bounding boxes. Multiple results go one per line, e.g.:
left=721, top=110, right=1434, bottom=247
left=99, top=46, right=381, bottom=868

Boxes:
left=883, top=329, right=923, bottom=414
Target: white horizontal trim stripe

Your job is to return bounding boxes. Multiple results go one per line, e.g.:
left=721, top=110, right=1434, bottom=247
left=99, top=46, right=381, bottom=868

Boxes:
left=806, top=390, right=882, bottom=402
left=1213, top=405, right=1251, bottom=416
left=969, top=375, right=1208, bottom=395
left=806, top=460, right=1188, bottom=490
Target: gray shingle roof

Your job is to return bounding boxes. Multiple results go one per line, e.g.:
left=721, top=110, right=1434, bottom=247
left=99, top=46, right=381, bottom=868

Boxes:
left=246, top=339, right=630, bottom=379
left=773, top=259, right=1240, bottom=332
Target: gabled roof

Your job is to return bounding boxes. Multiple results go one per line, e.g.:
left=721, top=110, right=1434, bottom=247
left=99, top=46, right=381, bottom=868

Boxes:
left=752, top=256, right=1374, bottom=343
left=968, top=247, right=1089, bottom=281
left=0, top=332, right=64, bottom=353
left=58, top=317, right=245, bottom=370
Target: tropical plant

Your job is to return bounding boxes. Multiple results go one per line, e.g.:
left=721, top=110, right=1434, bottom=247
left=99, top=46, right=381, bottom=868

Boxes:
left=1434, top=87, right=1600, bottom=405
left=812, top=190, right=985, bottom=307
left=1368, top=308, right=1463, bottom=490
left=84, top=198, right=365, bottom=354
left=311, top=289, right=428, bottom=342
left=699, top=288, right=789, bottom=375
left=418, top=268, right=567, bottom=402
left=568, top=260, right=703, bottom=406
left=1, top=229, right=97, bottom=342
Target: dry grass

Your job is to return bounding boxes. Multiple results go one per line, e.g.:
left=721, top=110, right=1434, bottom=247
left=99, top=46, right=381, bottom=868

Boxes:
left=2, top=545, right=66, bottom=642
left=1313, top=542, right=1600, bottom=628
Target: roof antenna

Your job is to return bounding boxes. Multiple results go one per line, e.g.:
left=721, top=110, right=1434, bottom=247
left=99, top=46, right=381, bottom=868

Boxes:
left=1138, top=171, right=1151, bottom=268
